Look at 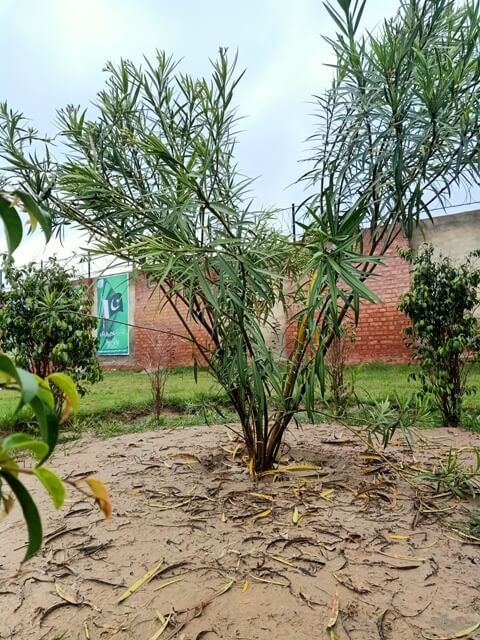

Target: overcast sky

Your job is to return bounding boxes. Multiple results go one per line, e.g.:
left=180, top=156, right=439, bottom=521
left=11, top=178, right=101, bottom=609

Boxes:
left=0, top=0, right=475, bottom=268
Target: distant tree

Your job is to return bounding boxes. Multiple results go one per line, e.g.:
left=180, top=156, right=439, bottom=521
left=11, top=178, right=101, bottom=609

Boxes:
left=0, top=257, right=102, bottom=396
left=399, top=245, right=480, bottom=427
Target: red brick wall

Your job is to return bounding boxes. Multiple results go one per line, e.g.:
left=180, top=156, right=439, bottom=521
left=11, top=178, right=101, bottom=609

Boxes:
left=133, top=274, right=209, bottom=368
left=282, top=229, right=412, bottom=364
left=349, top=234, right=411, bottom=363
left=101, top=233, right=412, bottom=369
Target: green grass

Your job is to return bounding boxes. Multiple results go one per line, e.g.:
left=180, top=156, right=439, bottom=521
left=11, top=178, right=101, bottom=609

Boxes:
left=0, top=369, right=226, bottom=419
left=351, top=362, right=480, bottom=411
left=2, top=363, right=480, bottom=437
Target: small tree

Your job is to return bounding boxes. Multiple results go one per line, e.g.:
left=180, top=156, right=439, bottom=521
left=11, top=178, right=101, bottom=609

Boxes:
left=399, top=245, right=480, bottom=427
left=0, top=257, right=102, bottom=396
left=0, top=0, right=479, bottom=469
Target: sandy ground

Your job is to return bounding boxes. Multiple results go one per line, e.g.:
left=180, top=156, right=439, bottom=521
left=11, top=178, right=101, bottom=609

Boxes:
left=1, top=422, right=480, bottom=640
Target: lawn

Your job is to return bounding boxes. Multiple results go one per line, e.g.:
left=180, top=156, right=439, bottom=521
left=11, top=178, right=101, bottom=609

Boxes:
left=1, top=363, right=480, bottom=433
left=0, top=368, right=226, bottom=418
left=351, top=362, right=480, bottom=410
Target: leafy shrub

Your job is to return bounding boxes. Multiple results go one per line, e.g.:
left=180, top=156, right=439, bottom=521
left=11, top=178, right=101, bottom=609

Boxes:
left=0, top=257, right=102, bottom=396
left=399, top=245, right=480, bottom=428
left=417, top=448, right=480, bottom=498
left=357, top=392, right=433, bottom=449
left=2, top=0, right=480, bottom=470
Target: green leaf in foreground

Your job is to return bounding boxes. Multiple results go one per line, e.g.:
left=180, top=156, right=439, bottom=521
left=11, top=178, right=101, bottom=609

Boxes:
left=47, top=372, right=80, bottom=413
left=33, top=467, right=66, bottom=509
left=2, top=433, right=49, bottom=461
left=13, top=190, right=52, bottom=241
left=29, top=396, right=58, bottom=464
left=0, top=469, right=42, bottom=561
left=0, top=195, right=23, bottom=253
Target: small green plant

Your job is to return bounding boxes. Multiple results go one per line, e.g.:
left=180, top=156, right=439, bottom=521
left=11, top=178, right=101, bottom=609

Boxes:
left=417, top=448, right=480, bottom=498
left=359, top=392, right=433, bottom=449
left=468, top=510, right=480, bottom=537
left=462, top=412, right=480, bottom=433
left=399, top=245, right=480, bottom=428
left=141, top=336, right=172, bottom=422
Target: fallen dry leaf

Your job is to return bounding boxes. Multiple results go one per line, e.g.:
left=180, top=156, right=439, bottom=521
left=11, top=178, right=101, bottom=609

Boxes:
left=86, top=477, right=112, bottom=519
left=327, top=590, right=340, bottom=640
left=117, top=560, right=164, bottom=603
left=422, top=621, right=480, bottom=640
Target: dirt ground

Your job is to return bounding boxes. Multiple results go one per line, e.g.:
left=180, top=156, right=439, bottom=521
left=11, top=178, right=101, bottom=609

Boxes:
left=1, top=422, right=480, bottom=640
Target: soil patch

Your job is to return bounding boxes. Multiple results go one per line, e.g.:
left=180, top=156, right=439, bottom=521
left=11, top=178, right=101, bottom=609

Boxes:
left=1, top=423, right=480, bottom=639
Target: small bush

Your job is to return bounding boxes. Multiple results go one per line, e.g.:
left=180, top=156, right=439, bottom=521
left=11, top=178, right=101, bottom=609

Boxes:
left=0, top=257, right=102, bottom=396
left=140, top=336, right=173, bottom=422
left=417, top=448, right=480, bottom=498
left=325, top=326, right=355, bottom=414
left=356, top=392, right=433, bottom=449
left=399, top=245, right=480, bottom=428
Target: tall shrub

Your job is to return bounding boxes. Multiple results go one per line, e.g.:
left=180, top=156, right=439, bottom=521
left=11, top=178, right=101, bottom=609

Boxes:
left=399, top=245, right=480, bottom=427
left=0, top=0, right=479, bottom=469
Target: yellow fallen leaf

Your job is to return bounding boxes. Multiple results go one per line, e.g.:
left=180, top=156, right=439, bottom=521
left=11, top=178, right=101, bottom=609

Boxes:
left=260, top=464, right=322, bottom=477
left=249, top=492, right=273, bottom=502
left=422, top=621, right=480, bottom=640
left=252, top=508, right=272, bottom=522
left=231, top=443, right=243, bottom=460
left=221, top=511, right=227, bottom=523
left=320, top=488, right=335, bottom=501
left=217, top=579, right=235, bottom=596
left=249, top=573, right=288, bottom=587
left=86, top=477, right=112, bottom=519
left=148, top=614, right=171, bottom=640
left=242, top=580, right=250, bottom=592
left=327, top=590, right=340, bottom=638
left=272, top=555, right=296, bottom=568
left=292, top=506, right=301, bottom=525
left=55, top=582, right=80, bottom=605
left=389, top=534, right=410, bottom=541
left=149, top=499, right=191, bottom=511
left=84, top=622, right=90, bottom=639
left=117, top=560, right=164, bottom=603
left=154, top=577, right=184, bottom=591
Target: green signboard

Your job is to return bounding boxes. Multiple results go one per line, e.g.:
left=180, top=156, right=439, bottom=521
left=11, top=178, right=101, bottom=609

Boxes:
left=96, top=273, right=129, bottom=355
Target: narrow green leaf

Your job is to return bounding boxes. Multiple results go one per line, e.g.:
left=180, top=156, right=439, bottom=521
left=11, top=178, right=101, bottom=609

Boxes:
left=0, top=196, right=23, bottom=254
left=0, top=354, right=20, bottom=385
left=0, top=469, right=42, bottom=561
left=13, top=191, right=52, bottom=241
left=29, top=397, right=58, bottom=464
left=33, top=467, right=65, bottom=509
